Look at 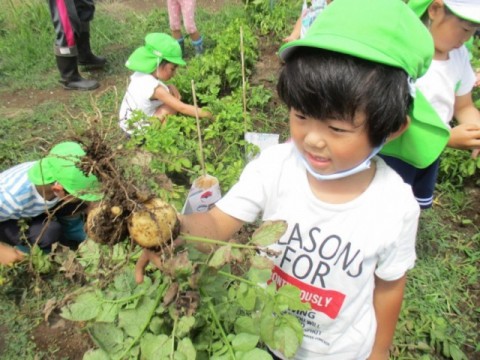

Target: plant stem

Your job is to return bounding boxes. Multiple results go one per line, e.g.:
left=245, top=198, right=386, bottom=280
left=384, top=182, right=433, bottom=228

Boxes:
left=218, top=270, right=258, bottom=287
left=116, top=281, right=168, bottom=360
left=203, top=291, right=236, bottom=359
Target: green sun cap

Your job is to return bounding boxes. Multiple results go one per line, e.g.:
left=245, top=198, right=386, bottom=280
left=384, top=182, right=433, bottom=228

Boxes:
left=28, top=142, right=102, bottom=202
left=126, top=33, right=186, bottom=74
left=279, top=0, right=450, bottom=168
left=409, top=0, right=480, bottom=24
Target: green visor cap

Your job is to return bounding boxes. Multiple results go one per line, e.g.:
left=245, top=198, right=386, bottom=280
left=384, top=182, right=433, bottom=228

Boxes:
left=126, top=33, right=186, bottom=73
left=409, top=0, right=480, bottom=23
left=279, top=0, right=450, bottom=169
left=28, top=142, right=102, bottom=202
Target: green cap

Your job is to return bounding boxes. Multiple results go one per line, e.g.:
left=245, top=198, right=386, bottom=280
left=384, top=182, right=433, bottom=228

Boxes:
left=126, top=33, right=186, bottom=73
left=279, top=0, right=450, bottom=168
left=409, top=0, right=480, bottom=23
left=28, top=142, right=102, bottom=202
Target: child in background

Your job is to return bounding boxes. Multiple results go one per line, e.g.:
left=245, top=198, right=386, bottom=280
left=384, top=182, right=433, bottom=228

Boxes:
left=167, top=0, right=204, bottom=55
left=0, top=141, right=102, bottom=263
left=283, top=0, right=332, bottom=43
left=119, top=33, right=211, bottom=135
left=135, top=0, right=437, bottom=358
left=381, top=0, right=480, bottom=209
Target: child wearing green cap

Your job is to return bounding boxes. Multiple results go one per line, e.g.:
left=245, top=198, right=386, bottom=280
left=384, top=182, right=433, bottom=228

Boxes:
left=0, top=141, right=102, bottom=264
left=381, top=0, right=480, bottom=209
left=135, top=0, right=432, bottom=358
left=119, top=33, right=211, bottom=135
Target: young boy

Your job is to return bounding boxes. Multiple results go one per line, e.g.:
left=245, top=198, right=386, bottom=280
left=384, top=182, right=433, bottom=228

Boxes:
left=0, top=141, right=102, bottom=264
left=119, top=33, right=211, bottom=135
left=381, top=0, right=480, bottom=209
left=136, top=0, right=437, bottom=358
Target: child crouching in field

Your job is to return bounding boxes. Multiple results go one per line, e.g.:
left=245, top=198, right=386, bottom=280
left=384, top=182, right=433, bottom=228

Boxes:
left=0, top=142, right=102, bottom=265
left=135, top=0, right=437, bottom=358
left=119, top=33, right=211, bottom=135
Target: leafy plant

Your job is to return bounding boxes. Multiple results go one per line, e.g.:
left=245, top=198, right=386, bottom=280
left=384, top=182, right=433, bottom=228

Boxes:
left=61, top=221, right=310, bottom=359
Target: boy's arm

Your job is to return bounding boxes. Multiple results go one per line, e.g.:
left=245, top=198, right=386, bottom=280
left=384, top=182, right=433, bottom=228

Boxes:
left=0, top=242, right=25, bottom=265
left=449, top=93, right=480, bottom=157
left=153, top=86, right=211, bottom=118
left=135, top=207, right=244, bottom=283
left=283, top=16, right=302, bottom=42
left=368, top=274, right=407, bottom=360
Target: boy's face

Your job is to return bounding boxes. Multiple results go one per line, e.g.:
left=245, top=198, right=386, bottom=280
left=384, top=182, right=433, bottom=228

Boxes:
left=289, top=109, right=373, bottom=176
left=429, top=2, right=478, bottom=58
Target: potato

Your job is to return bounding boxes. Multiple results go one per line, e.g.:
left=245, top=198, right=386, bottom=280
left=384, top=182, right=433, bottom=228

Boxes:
left=127, top=198, right=180, bottom=248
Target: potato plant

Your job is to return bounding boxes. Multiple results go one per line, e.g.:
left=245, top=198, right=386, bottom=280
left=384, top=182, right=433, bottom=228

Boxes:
left=61, top=221, right=310, bottom=360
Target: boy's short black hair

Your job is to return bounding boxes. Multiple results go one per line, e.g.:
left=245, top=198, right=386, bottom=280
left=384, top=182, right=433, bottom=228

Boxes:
left=277, top=48, right=413, bottom=147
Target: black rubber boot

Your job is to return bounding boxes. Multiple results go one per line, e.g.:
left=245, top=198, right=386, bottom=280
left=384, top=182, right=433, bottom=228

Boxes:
left=77, top=32, right=107, bottom=68
left=55, top=56, right=99, bottom=91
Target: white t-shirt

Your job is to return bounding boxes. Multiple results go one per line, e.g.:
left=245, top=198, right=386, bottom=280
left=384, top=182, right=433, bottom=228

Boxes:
left=216, top=143, right=419, bottom=360
left=119, top=72, right=170, bottom=134
left=416, top=45, right=476, bottom=128
left=300, top=0, right=327, bottom=39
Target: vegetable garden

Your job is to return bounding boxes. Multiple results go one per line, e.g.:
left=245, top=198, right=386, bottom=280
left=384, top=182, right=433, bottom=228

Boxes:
left=0, top=0, right=479, bottom=359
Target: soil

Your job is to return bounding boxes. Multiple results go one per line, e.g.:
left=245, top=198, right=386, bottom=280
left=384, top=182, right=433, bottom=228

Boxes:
left=31, top=313, right=93, bottom=359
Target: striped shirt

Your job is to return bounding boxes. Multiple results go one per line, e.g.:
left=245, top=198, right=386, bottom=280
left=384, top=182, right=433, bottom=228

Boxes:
left=0, top=162, right=59, bottom=221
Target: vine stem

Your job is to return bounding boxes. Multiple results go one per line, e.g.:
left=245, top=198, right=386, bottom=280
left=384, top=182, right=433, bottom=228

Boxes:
left=217, top=270, right=258, bottom=287
left=202, top=290, right=236, bottom=359
left=116, top=281, right=168, bottom=360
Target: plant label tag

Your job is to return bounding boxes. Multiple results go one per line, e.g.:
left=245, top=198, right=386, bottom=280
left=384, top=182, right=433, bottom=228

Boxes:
left=182, top=174, right=222, bottom=214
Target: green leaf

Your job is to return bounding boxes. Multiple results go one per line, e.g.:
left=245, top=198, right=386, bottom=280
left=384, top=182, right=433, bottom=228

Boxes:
left=140, top=333, right=171, bottom=360
left=231, top=333, right=259, bottom=352
left=208, top=245, right=232, bottom=269
left=237, top=348, right=273, bottom=360
left=260, top=312, right=275, bottom=345
left=176, top=338, right=196, bottom=359
left=96, top=302, right=119, bottom=323
left=82, top=349, right=110, bottom=360
left=90, top=323, right=125, bottom=356
left=237, top=283, right=256, bottom=311
left=234, top=316, right=258, bottom=335
left=276, top=285, right=311, bottom=311
left=246, top=268, right=272, bottom=284
left=250, top=220, right=287, bottom=246
left=60, top=292, right=102, bottom=321
left=272, top=325, right=300, bottom=358
left=176, top=316, right=196, bottom=338
left=118, top=296, right=156, bottom=338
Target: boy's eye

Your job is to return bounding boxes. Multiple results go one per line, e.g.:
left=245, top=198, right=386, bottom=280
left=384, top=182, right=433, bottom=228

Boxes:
left=329, top=126, right=348, bottom=133
left=294, top=113, right=307, bottom=120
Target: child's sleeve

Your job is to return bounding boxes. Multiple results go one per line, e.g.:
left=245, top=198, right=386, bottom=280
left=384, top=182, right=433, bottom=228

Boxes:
left=374, top=202, right=419, bottom=281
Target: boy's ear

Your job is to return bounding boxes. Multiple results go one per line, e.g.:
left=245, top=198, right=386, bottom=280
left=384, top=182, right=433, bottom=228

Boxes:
left=386, top=116, right=411, bottom=142
left=51, top=182, right=65, bottom=194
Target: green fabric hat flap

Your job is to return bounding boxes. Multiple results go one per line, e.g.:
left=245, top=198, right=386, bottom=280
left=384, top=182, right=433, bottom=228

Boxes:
left=409, top=0, right=480, bottom=23
left=126, top=33, right=186, bottom=73
left=28, top=142, right=102, bottom=202
left=279, top=0, right=450, bottom=169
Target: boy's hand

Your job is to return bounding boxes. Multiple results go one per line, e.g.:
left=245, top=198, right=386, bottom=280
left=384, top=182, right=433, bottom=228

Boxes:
left=167, top=84, right=181, bottom=100
left=0, top=243, right=25, bottom=265
left=135, top=249, right=163, bottom=284
left=448, top=123, right=480, bottom=150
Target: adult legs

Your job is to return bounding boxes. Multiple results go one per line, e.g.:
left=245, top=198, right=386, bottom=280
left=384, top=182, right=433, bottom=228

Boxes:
left=48, top=0, right=101, bottom=90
